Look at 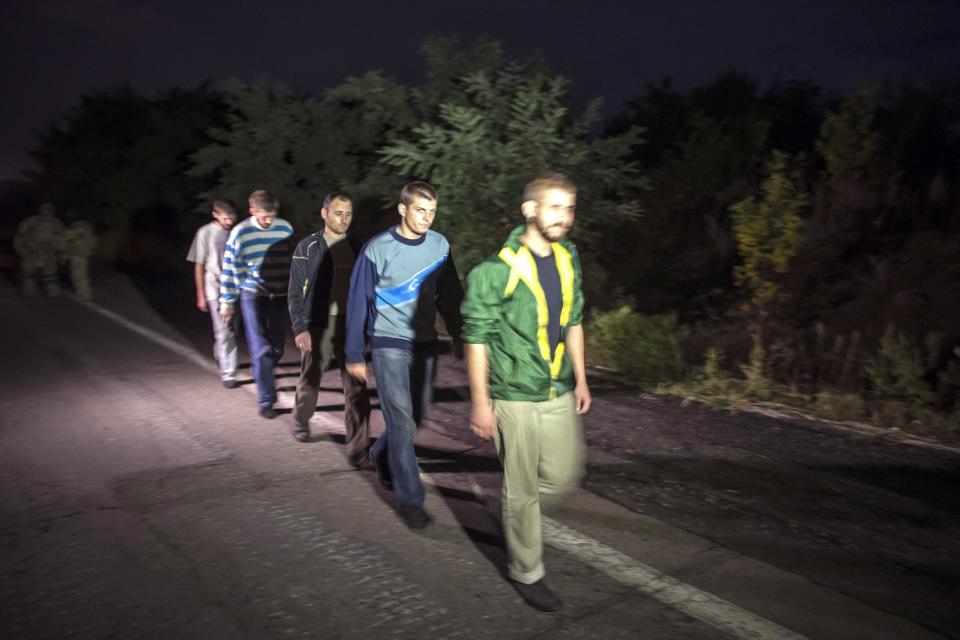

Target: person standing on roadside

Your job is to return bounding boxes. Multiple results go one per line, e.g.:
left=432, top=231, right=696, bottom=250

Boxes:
left=62, top=212, right=97, bottom=302
left=13, top=202, right=65, bottom=298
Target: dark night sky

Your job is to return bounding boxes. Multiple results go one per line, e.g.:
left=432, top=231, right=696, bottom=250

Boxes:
left=3, top=0, right=959, bottom=181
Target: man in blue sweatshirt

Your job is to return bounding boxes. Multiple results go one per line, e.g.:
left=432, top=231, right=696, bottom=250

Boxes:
left=345, top=181, right=462, bottom=529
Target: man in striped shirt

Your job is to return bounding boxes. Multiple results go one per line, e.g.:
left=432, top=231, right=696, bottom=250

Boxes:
left=219, top=190, right=295, bottom=419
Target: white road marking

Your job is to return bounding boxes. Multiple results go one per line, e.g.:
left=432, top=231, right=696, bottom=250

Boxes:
left=84, top=299, right=304, bottom=409
left=89, top=298, right=809, bottom=639
left=82, top=300, right=218, bottom=374
left=542, top=516, right=808, bottom=639
left=422, top=475, right=807, bottom=639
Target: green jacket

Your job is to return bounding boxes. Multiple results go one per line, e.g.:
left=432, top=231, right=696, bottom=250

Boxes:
left=461, top=226, right=584, bottom=401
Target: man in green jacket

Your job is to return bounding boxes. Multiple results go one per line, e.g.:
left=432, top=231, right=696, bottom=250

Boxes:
left=461, top=172, right=591, bottom=612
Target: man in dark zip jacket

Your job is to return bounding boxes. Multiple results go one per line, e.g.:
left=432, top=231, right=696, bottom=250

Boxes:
left=288, top=192, right=371, bottom=464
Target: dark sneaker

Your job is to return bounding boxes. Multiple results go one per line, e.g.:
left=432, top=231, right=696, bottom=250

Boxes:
left=222, top=379, right=240, bottom=389
left=348, top=451, right=374, bottom=469
left=399, top=505, right=432, bottom=530
left=292, top=424, right=310, bottom=442
left=511, top=579, right=562, bottom=612
left=259, top=406, right=278, bottom=420
left=372, top=454, right=393, bottom=491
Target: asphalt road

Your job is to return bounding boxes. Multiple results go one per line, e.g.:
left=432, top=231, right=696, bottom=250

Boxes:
left=1, top=269, right=957, bottom=639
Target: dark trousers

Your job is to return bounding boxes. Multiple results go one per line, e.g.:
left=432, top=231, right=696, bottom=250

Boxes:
left=294, top=315, right=371, bottom=460
left=370, top=347, right=436, bottom=508
left=240, top=291, right=287, bottom=408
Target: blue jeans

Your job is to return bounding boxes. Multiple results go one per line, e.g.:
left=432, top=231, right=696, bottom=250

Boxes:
left=240, top=292, right=287, bottom=408
left=371, top=347, right=436, bottom=507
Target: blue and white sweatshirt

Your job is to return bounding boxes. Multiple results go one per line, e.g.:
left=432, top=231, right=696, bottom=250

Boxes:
left=219, top=216, right=295, bottom=308
left=345, top=226, right=463, bottom=363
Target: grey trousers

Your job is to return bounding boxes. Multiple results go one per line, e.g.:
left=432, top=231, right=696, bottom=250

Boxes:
left=207, top=297, right=237, bottom=381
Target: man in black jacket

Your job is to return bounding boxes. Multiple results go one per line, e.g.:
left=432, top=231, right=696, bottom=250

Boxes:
left=288, top=193, right=371, bottom=464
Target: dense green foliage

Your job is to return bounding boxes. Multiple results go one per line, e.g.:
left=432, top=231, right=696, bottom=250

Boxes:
left=28, top=85, right=221, bottom=240
left=587, top=308, right=687, bottom=387
left=188, top=74, right=415, bottom=234
left=22, top=37, right=960, bottom=431
left=379, top=62, right=645, bottom=286
left=730, top=151, right=807, bottom=345
left=865, top=331, right=935, bottom=406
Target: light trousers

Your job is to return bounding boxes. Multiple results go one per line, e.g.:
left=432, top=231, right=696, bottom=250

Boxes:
left=493, top=391, right=585, bottom=584
left=207, top=295, right=237, bottom=382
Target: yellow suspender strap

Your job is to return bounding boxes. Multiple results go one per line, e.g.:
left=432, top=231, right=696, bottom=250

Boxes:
left=499, top=247, right=551, bottom=362
left=499, top=244, right=577, bottom=380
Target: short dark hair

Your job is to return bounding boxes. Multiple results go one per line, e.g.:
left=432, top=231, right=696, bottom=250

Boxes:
left=400, top=181, right=437, bottom=206
left=322, top=192, right=352, bottom=210
left=212, top=200, right=237, bottom=216
left=249, top=189, right=279, bottom=213
left=523, top=172, right=577, bottom=205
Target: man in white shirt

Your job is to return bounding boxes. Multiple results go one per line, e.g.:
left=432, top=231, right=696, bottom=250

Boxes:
left=187, top=200, right=239, bottom=388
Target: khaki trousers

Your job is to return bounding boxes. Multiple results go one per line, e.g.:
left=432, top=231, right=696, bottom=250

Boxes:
left=493, top=392, right=585, bottom=584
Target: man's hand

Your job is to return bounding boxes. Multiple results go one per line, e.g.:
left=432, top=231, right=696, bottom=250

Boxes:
left=346, top=362, right=367, bottom=383
left=574, top=381, right=592, bottom=415
left=295, top=331, right=312, bottom=352
left=469, top=399, right=496, bottom=440
left=452, top=337, right=464, bottom=361
left=219, top=304, right=234, bottom=324
left=197, top=295, right=208, bottom=312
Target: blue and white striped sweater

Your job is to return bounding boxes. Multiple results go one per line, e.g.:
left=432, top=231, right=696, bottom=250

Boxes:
left=219, top=217, right=294, bottom=306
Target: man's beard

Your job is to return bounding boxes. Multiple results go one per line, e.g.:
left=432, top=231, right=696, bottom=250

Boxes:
left=536, top=217, right=568, bottom=241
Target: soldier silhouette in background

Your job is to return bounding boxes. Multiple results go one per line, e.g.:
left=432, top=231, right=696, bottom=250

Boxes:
left=13, top=202, right=66, bottom=298
left=62, top=212, right=97, bottom=301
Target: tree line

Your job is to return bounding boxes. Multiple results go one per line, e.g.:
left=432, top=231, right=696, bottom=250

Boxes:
left=25, top=37, right=960, bottom=429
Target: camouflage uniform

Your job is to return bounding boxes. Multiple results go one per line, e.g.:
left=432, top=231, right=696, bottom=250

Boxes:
left=63, top=218, right=97, bottom=301
left=13, top=203, right=66, bottom=298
